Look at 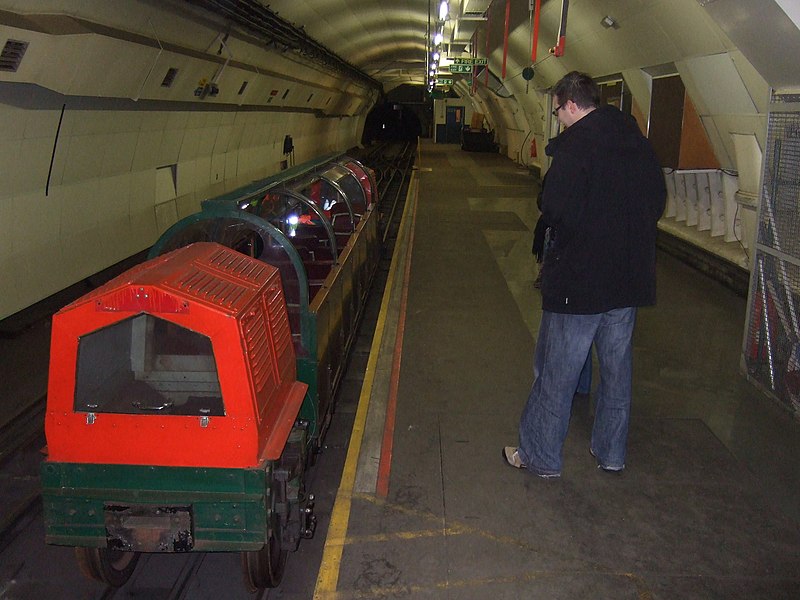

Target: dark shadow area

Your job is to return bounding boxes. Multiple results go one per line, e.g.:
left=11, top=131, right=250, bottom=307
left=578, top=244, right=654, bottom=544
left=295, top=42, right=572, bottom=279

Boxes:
left=362, top=101, right=423, bottom=144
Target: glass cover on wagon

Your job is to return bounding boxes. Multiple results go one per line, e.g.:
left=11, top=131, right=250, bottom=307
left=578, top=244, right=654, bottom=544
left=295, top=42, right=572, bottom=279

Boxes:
left=320, top=163, right=368, bottom=217
left=340, top=158, right=377, bottom=208
left=74, top=314, right=224, bottom=416
left=151, top=218, right=305, bottom=350
left=255, top=189, right=338, bottom=262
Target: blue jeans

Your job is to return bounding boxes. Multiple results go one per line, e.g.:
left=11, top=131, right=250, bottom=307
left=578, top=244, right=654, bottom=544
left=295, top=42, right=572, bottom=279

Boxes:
left=518, top=307, right=636, bottom=476
left=543, top=231, right=592, bottom=395
left=577, top=350, right=592, bottom=395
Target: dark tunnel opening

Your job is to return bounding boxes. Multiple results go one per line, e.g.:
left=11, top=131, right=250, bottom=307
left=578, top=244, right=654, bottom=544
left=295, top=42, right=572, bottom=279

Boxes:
left=361, top=101, right=425, bottom=144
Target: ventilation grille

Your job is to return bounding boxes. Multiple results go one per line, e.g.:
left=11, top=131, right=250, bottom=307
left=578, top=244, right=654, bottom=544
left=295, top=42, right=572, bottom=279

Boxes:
left=264, top=283, right=294, bottom=380
left=771, top=90, right=800, bottom=104
left=241, top=307, right=277, bottom=394
left=743, top=96, right=800, bottom=417
left=1, top=39, right=28, bottom=73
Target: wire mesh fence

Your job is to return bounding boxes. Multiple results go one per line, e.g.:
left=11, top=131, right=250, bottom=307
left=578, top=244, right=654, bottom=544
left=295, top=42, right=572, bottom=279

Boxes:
left=743, top=94, right=800, bottom=416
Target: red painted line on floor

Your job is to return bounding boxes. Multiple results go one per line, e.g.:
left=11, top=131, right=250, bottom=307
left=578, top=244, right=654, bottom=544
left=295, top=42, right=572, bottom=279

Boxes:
left=376, top=181, right=419, bottom=498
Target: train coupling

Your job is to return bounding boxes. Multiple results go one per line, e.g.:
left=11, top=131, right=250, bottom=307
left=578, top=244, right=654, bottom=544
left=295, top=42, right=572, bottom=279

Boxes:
left=301, top=493, right=317, bottom=539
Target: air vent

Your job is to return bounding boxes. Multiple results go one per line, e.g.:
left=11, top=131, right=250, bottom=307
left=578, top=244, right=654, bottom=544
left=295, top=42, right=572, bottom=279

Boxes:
left=1, top=39, right=28, bottom=73
left=161, top=67, right=178, bottom=88
left=238, top=81, right=248, bottom=95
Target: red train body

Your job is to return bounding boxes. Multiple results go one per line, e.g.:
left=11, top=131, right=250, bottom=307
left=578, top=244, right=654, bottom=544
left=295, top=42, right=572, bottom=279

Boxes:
left=45, top=242, right=307, bottom=468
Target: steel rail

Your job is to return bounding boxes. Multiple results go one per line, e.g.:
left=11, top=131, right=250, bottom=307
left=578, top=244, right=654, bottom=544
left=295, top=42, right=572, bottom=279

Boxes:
left=380, top=142, right=416, bottom=246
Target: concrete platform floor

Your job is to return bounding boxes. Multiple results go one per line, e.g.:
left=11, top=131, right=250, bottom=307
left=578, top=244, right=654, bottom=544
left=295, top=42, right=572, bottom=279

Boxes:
left=318, top=141, right=800, bottom=599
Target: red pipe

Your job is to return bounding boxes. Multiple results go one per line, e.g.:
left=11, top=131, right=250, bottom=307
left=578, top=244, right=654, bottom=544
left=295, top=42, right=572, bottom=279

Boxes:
left=471, top=32, right=478, bottom=94
left=485, top=5, right=491, bottom=87
left=375, top=177, right=419, bottom=498
left=502, top=0, right=510, bottom=79
left=531, top=0, right=541, bottom=62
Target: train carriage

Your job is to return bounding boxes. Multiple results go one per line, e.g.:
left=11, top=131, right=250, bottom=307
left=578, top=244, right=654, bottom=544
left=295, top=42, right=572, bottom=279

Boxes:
left=150, top=153, right=380, bottom=446
left=40, top=154, right=382, bottom=590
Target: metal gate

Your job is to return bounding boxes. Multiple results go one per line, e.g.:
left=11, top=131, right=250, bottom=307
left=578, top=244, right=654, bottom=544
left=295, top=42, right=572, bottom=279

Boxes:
left=743, top=91, right=800, bottom=417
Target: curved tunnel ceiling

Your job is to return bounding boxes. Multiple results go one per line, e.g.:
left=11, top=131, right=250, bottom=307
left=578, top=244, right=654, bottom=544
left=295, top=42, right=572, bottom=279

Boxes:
left=263, top=0, right=487, bottom=90
left=230, top=0, right=800, bottom=95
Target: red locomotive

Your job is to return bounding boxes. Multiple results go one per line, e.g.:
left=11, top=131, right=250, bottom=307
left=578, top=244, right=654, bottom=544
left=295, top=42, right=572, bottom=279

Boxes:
left=41, top=242, right=315, bottom=589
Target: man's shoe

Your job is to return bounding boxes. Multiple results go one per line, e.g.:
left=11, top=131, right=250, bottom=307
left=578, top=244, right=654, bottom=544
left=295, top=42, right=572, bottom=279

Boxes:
left=590, top=448, right=624, bottom=473
left=502, top=446, right=525, bottom=469
left=504, top=447, right=561, bottom=478
left=597, top=463, right=624, bottom=473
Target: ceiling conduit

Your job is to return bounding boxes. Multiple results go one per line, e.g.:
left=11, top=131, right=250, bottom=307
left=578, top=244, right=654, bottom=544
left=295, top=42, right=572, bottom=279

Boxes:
left=551, top=0, right=568, bottom=57
left=183, top=0, right=382, bottom=92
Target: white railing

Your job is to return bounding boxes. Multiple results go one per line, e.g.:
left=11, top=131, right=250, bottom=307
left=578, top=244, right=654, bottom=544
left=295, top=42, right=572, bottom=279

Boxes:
left=661, top=168, right=754, bottom=270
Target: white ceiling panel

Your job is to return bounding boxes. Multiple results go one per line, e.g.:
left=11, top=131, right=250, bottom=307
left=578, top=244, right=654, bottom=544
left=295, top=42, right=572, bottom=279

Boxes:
left=699, top=0, right=800, bottom=90
left=678, top=53, right=757, bottom=115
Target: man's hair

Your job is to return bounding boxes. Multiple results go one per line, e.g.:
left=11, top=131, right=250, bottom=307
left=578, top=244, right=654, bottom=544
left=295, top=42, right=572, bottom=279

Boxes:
left=551, top=71, right=600, bottom=110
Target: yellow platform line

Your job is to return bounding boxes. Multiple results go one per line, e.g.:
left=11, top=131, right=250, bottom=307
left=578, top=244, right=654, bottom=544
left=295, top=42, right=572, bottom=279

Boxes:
left=314, top=161, right=421, bottom=599
left=355, top=491, right=564, bottom=556
left=328, top=525, right=470, bottom=547
left=351, top=492, right=656, bottom=592
left=314, top=570, right=653, bottom=600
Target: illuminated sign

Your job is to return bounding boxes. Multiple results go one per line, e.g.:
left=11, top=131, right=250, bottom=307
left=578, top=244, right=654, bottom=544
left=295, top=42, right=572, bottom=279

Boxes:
left=449, top=64, right=473, bottom=73
left=452, top=57, right=488, bottom=65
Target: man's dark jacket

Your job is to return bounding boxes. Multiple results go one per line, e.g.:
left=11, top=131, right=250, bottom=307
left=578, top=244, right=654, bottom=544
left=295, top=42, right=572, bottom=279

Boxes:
left=541, top=105, right=666, bottom=314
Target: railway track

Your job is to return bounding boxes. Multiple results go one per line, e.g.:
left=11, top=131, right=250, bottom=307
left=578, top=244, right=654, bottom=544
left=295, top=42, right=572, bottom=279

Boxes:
left=0, top=396, right=45, bottom=464
left=0, top=399, right=45, bottom=548
left=356, top=140, right=416, bottom=246
left=94, top=552, right=233, bottom=600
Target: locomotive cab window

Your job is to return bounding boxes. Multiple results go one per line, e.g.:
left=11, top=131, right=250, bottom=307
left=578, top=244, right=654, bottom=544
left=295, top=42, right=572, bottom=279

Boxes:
left=74, top=314, right=224, bottom=416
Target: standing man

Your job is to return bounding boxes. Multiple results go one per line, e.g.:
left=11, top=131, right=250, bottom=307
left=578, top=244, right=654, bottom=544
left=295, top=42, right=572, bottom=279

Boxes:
left=503, top=71, right=666, bottom=477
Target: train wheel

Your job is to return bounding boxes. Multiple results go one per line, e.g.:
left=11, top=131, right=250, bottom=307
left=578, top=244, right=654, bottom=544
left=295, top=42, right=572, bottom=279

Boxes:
left=241, top=524, right=287, bottom=591
left=243, top=470, right=287, bottom=592
left=75, top=547, right=139, bottom=587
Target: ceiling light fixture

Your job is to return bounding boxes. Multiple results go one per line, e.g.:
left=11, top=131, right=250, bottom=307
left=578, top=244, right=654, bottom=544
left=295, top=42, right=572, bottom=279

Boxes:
left=434, top=32, right=443, bottom=46
left=439, top=1, right=449, bottom=21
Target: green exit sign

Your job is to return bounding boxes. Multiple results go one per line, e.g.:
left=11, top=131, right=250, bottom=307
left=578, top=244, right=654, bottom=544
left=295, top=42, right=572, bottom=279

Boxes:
left=452, top=57, right=488, bottom=65
left=436, top=77, right=454, bottom=86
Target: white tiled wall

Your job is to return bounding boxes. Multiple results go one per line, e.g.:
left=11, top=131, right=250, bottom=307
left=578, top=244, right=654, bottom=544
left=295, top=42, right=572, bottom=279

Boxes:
left=0, top=103, right=364, bottom=319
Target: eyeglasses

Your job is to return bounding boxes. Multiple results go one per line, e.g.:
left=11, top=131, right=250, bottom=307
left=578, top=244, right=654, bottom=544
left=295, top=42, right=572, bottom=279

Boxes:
left=551, top=102, right=566, bottom=117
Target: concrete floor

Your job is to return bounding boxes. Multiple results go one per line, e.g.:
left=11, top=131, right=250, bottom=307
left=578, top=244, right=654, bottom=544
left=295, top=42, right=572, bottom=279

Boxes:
left=329, top=141, right=800, bottom=599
